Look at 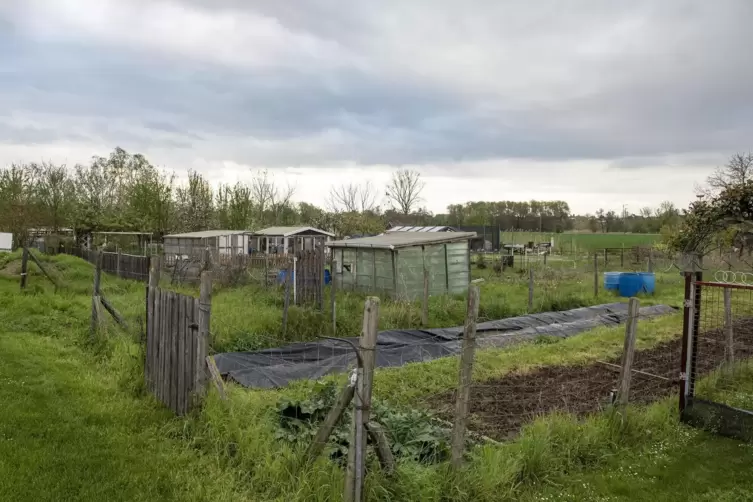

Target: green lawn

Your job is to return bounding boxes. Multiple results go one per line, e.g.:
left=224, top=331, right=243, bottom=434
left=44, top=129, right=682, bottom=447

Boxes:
left=1, top=251, right=752, bottom=501
left=501, top=231, right=661, bottom=253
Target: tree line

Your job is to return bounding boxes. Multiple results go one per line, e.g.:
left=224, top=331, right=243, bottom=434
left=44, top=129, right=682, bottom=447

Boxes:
left=0, top=146, right=687, bottom=249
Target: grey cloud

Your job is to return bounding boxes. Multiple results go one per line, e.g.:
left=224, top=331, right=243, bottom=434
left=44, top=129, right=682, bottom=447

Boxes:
left=2, top=0, right=753, bottom=171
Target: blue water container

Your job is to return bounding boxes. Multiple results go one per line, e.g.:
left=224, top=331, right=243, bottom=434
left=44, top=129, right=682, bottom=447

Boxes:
left=618, top=273, right=643, bottom=297
left=324, top=269, right=331, bottom=285
left=639, top=272, right=656, bottom=295
left=277, top=269, right=295, bottom=284
left=604, top=272, right=622, bottom=291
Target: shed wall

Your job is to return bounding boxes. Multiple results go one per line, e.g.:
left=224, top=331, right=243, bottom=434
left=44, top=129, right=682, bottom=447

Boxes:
left=335, top=247, right=393, bottom=294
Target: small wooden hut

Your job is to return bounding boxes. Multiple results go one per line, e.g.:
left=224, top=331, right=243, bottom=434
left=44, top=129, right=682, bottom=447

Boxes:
left=326, top=231, right=476, bottom=300
left=249, top=226, right=334, bottom=255
left=163, top=230, right=249, bottom=259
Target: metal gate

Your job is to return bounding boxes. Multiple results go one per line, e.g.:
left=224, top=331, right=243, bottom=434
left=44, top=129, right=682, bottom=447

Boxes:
left=680, top=269, right=753, bottom=441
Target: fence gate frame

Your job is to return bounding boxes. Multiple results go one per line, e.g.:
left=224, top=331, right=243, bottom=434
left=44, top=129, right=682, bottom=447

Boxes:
left=679, top=254, right=753, bottom=441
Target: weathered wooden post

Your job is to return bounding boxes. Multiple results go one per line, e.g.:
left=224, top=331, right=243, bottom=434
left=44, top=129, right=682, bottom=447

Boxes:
left=196, top=270, right=212, bottom=401
left=648, top=248, right=654, bottom=273
left=20, top=247, right=29, bottom=290
left=331, top=258, right=337, bottom=336
left=604, top=248, right=608, bottom=266
left=116, top=249, right=122, bottom=278
left=450, top=282, right=480, bottom=470
left=593, top=253, right=599, bottom=297
left=90, top=251, right=103, bottom=338
left=724, top=288, right=734, bottom=364
left=620, top=247, right=624, bottom=268
left=616, top=297, right=640, bottom=407
left=422, top=267, right=430, bottom=327
left=282, top=260, right=292, bottom=336
left=344, top=297, right=380, bottom=502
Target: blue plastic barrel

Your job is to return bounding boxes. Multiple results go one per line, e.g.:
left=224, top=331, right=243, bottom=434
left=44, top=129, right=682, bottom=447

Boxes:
left=277, top=269, right=295, bottom=284
left=324, top=269, right=331, bottom=285
left=639, top=272, right=656, bottom=295
left=618, top=273, right=643, bottom=297
left=604, top=272, right=622, bottom=291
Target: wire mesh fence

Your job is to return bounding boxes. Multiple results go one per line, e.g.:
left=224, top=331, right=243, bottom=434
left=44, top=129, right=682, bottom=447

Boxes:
left=681, top=273, right=753, bottom=440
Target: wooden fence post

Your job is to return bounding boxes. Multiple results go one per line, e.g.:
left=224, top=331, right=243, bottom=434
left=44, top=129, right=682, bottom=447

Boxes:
left=282, top=260, right=292, bottom=337
left=90, top=251, right=103, bottom=338
left=593, top=253, right=599, bottom=297
left=528, top=267, right=534, bottom=312
left=648, top=248, right=654, bottom=273
left=450, top=283, right=480, bottom=470
left=620, top=247, right=624, bottom=268
left=20, top=247, right=29, bottom=290
left=195, top=271, right=212, bottom=401
left=319, top=250, right=326, bottom=312
left=146, top=257, right=159, bottom=391
left=604, top=248, right=608, bottom=266
left=616, top=297, right=640, bottom=407
left=116, top=250, right=122, bottom=278
left=724, top=289, right=734, bottom=364
left=331, top=258, right=337, bottom=336
left=344, top=297, right=380, bottom=502
left=422, top=268, right=430, bottom=327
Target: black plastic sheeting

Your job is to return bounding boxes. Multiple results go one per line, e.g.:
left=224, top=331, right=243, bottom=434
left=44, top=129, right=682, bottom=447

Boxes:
left=213, top=302, right=678, bottom=389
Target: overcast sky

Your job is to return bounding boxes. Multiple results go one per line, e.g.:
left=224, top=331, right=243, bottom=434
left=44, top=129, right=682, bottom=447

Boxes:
left=2, top=0, right=751, bottom=215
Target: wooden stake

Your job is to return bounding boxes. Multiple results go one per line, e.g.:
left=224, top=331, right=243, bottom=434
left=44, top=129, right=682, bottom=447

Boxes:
left=100, top=295, right=129, bottom=329
left=282, top=261, right=292, bottom=336
left=116, top=250, right=122, bottom=278
left=90, top=251, right=103, bottom=338
left=20, top=247, right=29, bottom=290
left=422, top=267, right=430, bottom=327
left=366, top=422, right=395, bottom=476
left=450, top=283, right=480, bottom=470
left=528, top=267, right=534, bottom=312
left=205, top=355, right=227, bottom=401
left=319, top=250, right=326, bottom=312
left=617, top=297, right=640, bottom=407
left=331, top=258, right=337, bottom=336
left=648, top=248, right=654, bottom=273
left=307, top=379, right=355, bottom=463
left=195, top=271, right=212, bottom=401
left=724, top=288, right=734, bottom=364
left=593, top=253, right=599, bottom=297
left=344, top=297, right=380, bottom=502
left=27, top=250, right=59, bottom=289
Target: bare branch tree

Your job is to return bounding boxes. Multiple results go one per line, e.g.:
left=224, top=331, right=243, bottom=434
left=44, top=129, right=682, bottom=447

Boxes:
left=707, top=152, right=753, bottom=192
left=327, top=181, right=378, bottom=213
left=385, top=168, right=425, bottom=215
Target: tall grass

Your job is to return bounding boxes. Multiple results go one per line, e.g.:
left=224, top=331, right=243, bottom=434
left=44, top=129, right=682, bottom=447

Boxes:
left=2, top=252, right=750, bottom=501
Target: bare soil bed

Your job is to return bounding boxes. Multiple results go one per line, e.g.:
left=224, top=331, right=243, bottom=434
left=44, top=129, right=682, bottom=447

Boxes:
left=429, top=319, right=753, bottom=440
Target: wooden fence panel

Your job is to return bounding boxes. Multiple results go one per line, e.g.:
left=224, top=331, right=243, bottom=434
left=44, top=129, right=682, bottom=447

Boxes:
left=145, top=286, right=207, bottom=415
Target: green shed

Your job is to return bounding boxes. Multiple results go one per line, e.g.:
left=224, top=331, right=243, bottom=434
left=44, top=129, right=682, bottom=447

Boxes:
left=326, top=231, right=476, bottom=300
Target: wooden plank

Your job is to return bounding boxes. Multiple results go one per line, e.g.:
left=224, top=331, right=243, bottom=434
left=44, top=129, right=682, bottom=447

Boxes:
left=150, top=286, right=160, bottom=395
left=450, top=282, right=480, bottom=469
left=282, top=261, right=292, bottom=335
left=617, top=297, right=640, bottom=407
left=159, top=289, right=168, bottom=405
left=170, top=291, right=180, bottom=414
left=593, top=253, right=598, bottom=297
left=177, top=293, right=187, bottom=415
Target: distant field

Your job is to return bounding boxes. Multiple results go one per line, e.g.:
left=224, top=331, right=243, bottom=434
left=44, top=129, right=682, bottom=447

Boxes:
left=501, top=232, right=661, bottom=253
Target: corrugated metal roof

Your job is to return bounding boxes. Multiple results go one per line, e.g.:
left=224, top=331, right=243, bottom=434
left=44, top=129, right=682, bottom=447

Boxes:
left=164, top=230, right=248, bottom=239
left=327, top=231, right=476, bottom=250
left=386, top=225, right=456, bottom=233
left=252, top=226, right=334, bottom=237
